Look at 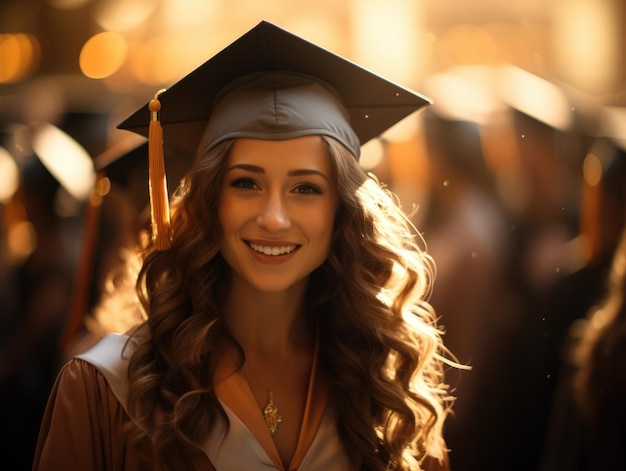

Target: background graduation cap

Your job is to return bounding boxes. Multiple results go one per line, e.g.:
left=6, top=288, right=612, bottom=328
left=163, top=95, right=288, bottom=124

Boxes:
left=60, top=137, right=193, bottom=351
left=94, top=137, right=194, bottom=219
left=116, top=20, right=431, bottom=250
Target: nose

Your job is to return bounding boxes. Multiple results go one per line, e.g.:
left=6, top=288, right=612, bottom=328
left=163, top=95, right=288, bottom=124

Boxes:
left=256, top=191, right=291, bottom=232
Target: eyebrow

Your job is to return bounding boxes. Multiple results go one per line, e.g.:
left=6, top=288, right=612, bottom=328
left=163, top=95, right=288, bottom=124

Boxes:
left=226, top=163, right=330, bottom=181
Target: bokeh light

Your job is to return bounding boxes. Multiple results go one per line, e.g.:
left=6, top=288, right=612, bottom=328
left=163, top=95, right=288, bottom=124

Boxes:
left=129, top=35, right=190, bottom=86
left=583, top=152, right=602, bottom=187
left=31, top=123, right=96, bottom=201
left=0, top=146, right=20, bottom=202
left=46, top=0, right=90, bottom=9
left=0, top=33, right=41, bottom=83
left=497, top=65, right=573, bottom=131
left=8, top=221, right=37, bottom=261
left=80, top=32, right=128, bottom=79
left=94, top=0, right=159, bottom=32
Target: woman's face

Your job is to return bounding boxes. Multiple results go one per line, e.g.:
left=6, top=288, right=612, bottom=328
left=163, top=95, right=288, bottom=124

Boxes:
left=218, top=136, right=339, bottom=295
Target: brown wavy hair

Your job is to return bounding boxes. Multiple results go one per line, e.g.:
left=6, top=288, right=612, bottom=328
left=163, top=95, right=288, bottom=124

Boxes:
left=574, top=226, right=626, bottom=426
left=125, top=136, right=455, bottom=470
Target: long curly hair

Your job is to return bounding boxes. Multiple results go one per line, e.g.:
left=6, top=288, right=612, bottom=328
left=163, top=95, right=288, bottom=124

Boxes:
left=124, top=136, right=455, bottom=470
left=574, top=225, right=626, bottom=427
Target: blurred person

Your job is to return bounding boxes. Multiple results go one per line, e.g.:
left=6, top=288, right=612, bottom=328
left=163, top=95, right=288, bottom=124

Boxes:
left=541, top=129, right=626, bottom=470
left=0, top=154, right=74, bottom=470
left=62, top=141, right=194, bottom=358
left=504, top=106, right=586, bottom=470
left=0, top=111, right=109, bottom=468
left=420, top=111, right=510, bottom=367
left=33, top=22, right=459, bottom=471
left=572, top=228, right=626, bottom=471
left=478, top=72, right=593, bottom=470
left=419, top=109, right=524, bottom=470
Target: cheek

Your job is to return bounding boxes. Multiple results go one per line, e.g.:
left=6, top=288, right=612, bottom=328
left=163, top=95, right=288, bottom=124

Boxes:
left=218, top=194, right=237, bottom=231
left=309, top=204, right=338, bottom=245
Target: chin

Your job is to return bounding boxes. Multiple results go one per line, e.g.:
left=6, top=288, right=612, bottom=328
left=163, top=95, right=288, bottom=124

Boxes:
left=245, top=274, right=309, bottom=295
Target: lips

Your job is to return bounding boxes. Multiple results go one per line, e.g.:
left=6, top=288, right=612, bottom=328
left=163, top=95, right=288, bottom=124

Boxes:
left=249, top=242, right=298, bottom=256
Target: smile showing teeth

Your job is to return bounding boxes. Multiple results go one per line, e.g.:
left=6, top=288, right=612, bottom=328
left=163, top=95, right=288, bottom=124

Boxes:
left=249, top=243, right=297, bottom=256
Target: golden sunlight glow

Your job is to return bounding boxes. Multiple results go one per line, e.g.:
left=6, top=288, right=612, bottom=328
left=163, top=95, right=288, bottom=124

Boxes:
left=96, top=176, right=112, bottom=198
left=0, top=33, right=41, bottom=83
left=31, top=124, right=96, bottom=201
left=425, top=68, right=504, bottom=124
left=8, top=221, right=37, bottom=260
left=382, top=113, right=421, bottom=142
left=438, top=24, right=499, bottom=67
left=0, top=146, right=19, bottom=203
left=583, top=152, right=602, bottom=187
left=600, top=107, right=626, bottom=151
left=94, top=0, right=159, bottom=32
left=552, top=0, right=618, bottom=94
left=130, top=35, right=189, bottom=85
left=349, top=0, right=425, bottom=143
left=160, top=0, right=218, bottom=29
left=497, top=65, right=573, bottom=131
left=360, top=138, right=385, bottom=171
left=351, top=0, right=422, bottom=86
left=46, top=0, right=90, bottom=9
left=614, top=250, right=626, bottom=278
left=80, top=32, right=128, bottom=79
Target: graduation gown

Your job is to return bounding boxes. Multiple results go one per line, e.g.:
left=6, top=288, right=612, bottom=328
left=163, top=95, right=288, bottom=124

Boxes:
left=32, top=333, right=351, bottom=470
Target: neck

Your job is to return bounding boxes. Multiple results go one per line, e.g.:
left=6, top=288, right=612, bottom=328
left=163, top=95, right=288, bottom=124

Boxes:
left=224, top=279, right=309, bottom=356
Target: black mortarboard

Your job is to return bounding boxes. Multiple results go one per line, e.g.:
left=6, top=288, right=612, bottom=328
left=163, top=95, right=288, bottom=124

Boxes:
left=116, top=20, right=431, bottom=249
left=118, top=20, right=430, bottom=158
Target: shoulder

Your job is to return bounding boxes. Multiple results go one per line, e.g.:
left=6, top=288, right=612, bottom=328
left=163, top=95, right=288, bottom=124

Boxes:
left=33, top=336, right=146, bottom=471
left=75, top=332, right=133, bottom=369
left=73, top=333, right=136, bottom=411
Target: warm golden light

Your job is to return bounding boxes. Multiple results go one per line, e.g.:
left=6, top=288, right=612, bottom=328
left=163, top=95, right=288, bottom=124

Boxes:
left=46, top=0, right=90, bottom=9
left=130, top=35, right=189, bottom=85
left=80, top=32, right=128, bottom=79
left=94, top=0, right=159, bottom=32
left=438, top=24, right=499, bottom=67
left=600, top=107, right=626, bottom=151
left=583, top=152, right=602, bottom=187
left=31, top=123, right=96, bottom=201
left=0, top=146, right=19, bottom=203
left=382, top=113, right=421, bottom=142
left=351, top=0, right=422, bottom=86
left=552, top=0, right=619, bottom=94
left=8, top=221, right=37, bottom=260
left=160, top=0, right=218, bottom=30
left=497, top=65, right=573, bottom=131
left=425, top=67, right=504, bottom=124
left=0, top=33, right=41, bottom=83
left=96, top=176, right=112, bottom=197
left=360, top=138, right=385, bottom=171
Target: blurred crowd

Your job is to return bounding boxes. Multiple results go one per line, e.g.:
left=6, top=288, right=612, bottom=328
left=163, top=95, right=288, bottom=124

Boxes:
left=1, top=64, right=625, bottom=470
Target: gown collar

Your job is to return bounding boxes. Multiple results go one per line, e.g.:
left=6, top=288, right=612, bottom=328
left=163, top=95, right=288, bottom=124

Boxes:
left=212, top=334, right=328, bottom=470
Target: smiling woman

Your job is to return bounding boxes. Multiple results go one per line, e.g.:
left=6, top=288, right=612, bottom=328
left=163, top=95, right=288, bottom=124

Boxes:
left=218, top=137, right=338, bottom=295
left=33, top=21, right=459, bottom=471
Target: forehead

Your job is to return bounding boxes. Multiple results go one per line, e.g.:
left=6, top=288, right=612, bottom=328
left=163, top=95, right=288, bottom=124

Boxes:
left=227, top=136, right=333, bottom=172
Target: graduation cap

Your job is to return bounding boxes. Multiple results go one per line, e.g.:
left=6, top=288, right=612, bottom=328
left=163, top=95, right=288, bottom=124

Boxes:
left=117, top=20, right=431, bottom=250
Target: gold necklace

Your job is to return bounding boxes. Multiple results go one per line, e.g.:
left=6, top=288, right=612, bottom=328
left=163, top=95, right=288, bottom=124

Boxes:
left=245, top=352, right=295, bottom=436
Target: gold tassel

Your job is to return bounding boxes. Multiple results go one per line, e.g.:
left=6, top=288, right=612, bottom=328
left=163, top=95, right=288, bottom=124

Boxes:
left=148, top=89, right=171, bottom=250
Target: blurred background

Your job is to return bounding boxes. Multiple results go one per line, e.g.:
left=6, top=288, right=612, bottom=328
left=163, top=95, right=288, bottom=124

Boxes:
left=1, top=0, right=625, bottom=469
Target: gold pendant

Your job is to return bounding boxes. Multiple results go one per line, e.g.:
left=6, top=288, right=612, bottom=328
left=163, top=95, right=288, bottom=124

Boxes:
left=263, top=391, right=282, bottom=436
